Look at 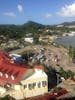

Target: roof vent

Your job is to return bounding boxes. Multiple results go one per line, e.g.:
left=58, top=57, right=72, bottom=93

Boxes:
left=0, top=72, right=3, bottom=77
left=5, top=73, right=8, bottom=78
left=11, top=75, right=15, bottom=80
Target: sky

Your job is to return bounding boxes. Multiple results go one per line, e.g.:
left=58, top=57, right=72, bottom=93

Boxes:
left=1, top=0, right=75, bottom=25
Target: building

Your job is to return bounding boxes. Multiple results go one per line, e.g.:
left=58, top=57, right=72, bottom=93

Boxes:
left=39, top=35, right=57, bottom=43
left=24, top=37, right=34, bottom=43
left=0, top=51, right=48, bottom=99
left=63, top=31, right=75, bottom=37
left=20, top=68, right=48, bottom=98
left=9, top=53, right=23, bottom=63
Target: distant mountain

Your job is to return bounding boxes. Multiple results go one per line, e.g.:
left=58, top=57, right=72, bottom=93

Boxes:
left=62, top=21, right=75, bottom=26
left=1, top=20, right=75, bottom=39
left=0, top=21, right=46, bottom=39
left=23, top=21, right=43, bottom=26
left=58, top=21, right=75, bottom=28
left=0, top=21, right=45, bottom=30
left=22, top=21, right=45, bottom=29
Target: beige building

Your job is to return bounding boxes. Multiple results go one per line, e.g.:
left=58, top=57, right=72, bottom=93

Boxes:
left=20, top=69, right=48, bottom=98
left=0, top=51, right=48, bottom=99
left=39, top=35, right=57, bottom=43
left=1, top=69, right=48, bottom=99
left=24, top=37, right=34, bottom=43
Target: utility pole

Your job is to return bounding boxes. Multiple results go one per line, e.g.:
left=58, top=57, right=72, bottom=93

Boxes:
left=56, top=73, right=59, bottom=85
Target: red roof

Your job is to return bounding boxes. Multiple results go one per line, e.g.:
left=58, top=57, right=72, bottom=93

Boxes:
left=34, top=65, right=43, bottom=70
left=27, top=93, right=56, bottom=100
left=0, top=51, right=28, bottom=86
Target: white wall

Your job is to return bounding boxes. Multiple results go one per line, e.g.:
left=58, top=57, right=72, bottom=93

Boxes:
left=24, top=37, right=33, bottom=43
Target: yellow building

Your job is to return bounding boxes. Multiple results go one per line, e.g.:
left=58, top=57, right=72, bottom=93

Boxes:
left=20, top=69, right=48, bottom=98
left=0, top=51, right=48, bottom=99
left=1, top=68, right=48, bottom=100
left=39, top=35, right=57, bottom=43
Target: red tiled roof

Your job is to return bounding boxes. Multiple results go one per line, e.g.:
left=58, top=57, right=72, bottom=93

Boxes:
left=34, top=65, right=43, bottom=70
left=0, top=51, right=28, bottom=85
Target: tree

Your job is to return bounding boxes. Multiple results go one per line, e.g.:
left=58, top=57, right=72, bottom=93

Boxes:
left=59, top=68, right=68, bottom=79
left=67, top=70, right=75, bottom=79
left=59, top=68, right=75, bottom=79
left=68, top=46, right=73, bottom=57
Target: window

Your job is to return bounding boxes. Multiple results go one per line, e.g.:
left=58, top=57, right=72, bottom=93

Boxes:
left=28, top=83, right=36, bottom=90
left=42, top=81, right=47, bottom=87
left=33, top=83, right=36, bottom=89
left=37, top=82, right=41, bottom=88
left=28, top=84, right=32, bottom=90
left=24, top=85, right=27, bottom=89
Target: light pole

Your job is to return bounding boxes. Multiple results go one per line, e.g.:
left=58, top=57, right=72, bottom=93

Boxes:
left=56, top=73, right=60, bottom=85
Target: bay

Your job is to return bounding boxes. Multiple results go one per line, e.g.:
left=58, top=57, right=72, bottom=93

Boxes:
left=54, top=35, right=75, bottom=47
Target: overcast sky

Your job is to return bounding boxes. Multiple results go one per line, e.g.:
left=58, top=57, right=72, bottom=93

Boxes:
left=0, top=0, right=75, bottom=25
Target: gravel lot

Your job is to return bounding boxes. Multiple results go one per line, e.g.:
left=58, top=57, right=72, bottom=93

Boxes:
left=9, top=45, right=75, bottom=72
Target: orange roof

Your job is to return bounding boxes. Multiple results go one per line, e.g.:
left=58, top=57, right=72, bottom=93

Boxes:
left=34, top=65, right=43, bottom=70
left=0, top=51, right=28, bottom=85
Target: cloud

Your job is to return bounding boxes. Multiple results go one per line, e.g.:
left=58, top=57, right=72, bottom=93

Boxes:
left=18, top=4, right=23, bottom=12
left=58, top=3, right=75, bottom=17
left=3, top=12, right=16, bottom=18
left=45, top=13, right=52, bottom=18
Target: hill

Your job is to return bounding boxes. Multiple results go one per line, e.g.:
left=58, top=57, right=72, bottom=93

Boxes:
left=0, top=21, right=45, bottom=39
left=57, top=21, right=75, bottom=28
left=61, top=21, right=75, bottom=26
left=1, top=20, right=75, bottom=40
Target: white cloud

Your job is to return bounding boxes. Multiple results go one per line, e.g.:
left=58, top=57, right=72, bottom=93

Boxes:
left=45, top=13, right=52, bottom=18
left=58, top=3, right=75, bottom=17
left=3, top=12, right=16, bottom=18
left=18, top=4, right=23, bottom=12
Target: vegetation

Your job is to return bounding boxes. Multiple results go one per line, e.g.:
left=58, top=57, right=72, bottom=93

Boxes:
left=0, top=95, right=15, bottom=100
left=53, top=87, right=63, bottom=93
left=68, top=46, right=75, bottom=62
left=0, top=21, right=45, bottom=40
left=59, top=68, right=75, bottom=79
left=0, top=21, right=75, bottom=41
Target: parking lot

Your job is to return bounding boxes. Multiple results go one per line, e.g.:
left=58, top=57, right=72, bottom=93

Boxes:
left=9, top=45, right=73, bottom=72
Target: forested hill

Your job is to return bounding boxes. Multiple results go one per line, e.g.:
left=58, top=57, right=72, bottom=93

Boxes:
left=22, top=21, right=45, bottom=28
left=1, top=20, right=75, bottom=39
left=61, top=21, right=75, bottom=26
left=0, top=21, right=45, bottom=39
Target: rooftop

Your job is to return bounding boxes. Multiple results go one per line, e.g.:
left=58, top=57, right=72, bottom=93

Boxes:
left=0, top=50, right=29, bottom=85
left=0, top=50, right=44, bottom=86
